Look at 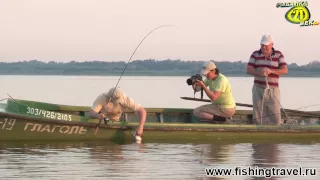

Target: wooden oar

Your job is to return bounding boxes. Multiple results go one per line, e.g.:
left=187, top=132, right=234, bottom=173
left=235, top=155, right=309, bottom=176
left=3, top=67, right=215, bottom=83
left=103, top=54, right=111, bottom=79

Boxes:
left=180, top=97, right=320, bottom=118
left=180, top=97, right=253, bottom=108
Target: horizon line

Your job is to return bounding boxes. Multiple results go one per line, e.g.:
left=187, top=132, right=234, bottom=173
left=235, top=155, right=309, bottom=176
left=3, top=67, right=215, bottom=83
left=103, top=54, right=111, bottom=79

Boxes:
left=1, top=59, right=319, bottom=66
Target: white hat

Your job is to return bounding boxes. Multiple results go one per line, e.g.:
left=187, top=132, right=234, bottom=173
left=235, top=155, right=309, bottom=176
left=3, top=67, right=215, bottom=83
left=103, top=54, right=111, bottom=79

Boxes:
left=200, top=61, right=216, bottom=75
left=260, top=34, right=273, bottom=45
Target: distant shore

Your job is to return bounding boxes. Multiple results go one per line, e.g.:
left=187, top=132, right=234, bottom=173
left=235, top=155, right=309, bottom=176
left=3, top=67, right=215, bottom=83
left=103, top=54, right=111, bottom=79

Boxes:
left=1, top=72, right=320, bottom=77
left=1, top=59, right=319, bottom=77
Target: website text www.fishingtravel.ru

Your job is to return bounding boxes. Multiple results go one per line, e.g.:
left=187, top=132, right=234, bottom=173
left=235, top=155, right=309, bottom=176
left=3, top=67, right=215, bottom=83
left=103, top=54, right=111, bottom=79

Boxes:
left=205, top=166, right=317, bottom=178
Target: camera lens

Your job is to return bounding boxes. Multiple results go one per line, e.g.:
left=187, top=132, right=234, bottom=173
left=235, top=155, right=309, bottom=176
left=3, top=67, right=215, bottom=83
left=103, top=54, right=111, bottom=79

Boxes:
left=186, top=78, right=193, bottom=85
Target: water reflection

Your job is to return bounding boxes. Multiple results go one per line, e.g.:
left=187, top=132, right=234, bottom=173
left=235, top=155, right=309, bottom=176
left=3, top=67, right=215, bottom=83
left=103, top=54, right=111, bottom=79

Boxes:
left=0, top=141, right=319, bottom=180
left=198, top=143, right=235, bottom=165
left=250, top=144, right=280, bottom=180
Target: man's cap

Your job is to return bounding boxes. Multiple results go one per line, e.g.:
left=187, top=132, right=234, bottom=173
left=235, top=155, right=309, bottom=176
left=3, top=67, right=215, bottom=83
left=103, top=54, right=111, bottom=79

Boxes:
left=201, top=61, right=216, bottom=75
left=260, top=34, right=273, bottom=45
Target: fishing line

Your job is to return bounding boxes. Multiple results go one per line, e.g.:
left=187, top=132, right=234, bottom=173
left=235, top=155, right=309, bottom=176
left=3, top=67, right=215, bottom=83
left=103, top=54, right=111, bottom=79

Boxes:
left=258, top=78, right=320, bottom=125
left=260, top=77, right=291, bottom=124
left=0, top=98, right=8, bottom=102
left=256, top=104, right=320, bottom=124
left=7, top=94, right=16, bottom=102
left=94, top=25, right=175, bottom=135
left=294, top=104, right=320, bottom=111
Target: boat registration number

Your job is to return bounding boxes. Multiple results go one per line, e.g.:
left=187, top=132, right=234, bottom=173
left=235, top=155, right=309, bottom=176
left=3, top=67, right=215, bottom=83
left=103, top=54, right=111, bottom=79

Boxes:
left=26, top=107, right=72, bottom=121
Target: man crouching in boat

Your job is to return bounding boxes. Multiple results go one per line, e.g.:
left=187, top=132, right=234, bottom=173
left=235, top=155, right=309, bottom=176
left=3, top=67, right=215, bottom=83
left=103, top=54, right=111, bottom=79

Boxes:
left=88, top=87, right=147, bottom=137
left=192, top=61, right=236, bottom=123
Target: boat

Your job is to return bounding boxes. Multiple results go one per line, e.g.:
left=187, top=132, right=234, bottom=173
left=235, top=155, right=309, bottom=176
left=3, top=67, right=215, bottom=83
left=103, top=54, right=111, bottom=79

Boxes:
left=1, top=97, right=320, bottom=143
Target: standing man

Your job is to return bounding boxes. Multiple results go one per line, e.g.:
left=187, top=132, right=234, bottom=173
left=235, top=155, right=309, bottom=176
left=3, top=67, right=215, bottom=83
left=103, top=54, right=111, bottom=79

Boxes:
left=88, top=87, right=147, bottom=137
left=246, top=34, right=288, bottom=125
left=193, top=60, right=236, bottom=123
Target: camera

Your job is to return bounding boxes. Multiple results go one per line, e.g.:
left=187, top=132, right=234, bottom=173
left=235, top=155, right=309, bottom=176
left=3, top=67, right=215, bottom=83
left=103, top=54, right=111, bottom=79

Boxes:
left=186, top=74, right=204, bottom=99
left=186, top=74, right=203, bottom=86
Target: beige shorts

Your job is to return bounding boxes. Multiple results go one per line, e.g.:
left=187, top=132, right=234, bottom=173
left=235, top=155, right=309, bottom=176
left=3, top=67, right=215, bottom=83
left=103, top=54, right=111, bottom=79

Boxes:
left=194, top=104, right=236, bottom=118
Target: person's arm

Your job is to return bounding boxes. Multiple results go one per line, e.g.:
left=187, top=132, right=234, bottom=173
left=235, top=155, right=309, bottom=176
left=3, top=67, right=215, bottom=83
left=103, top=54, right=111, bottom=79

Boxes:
left=246, top=53, right=265, bottom=77
left=88, top=109, right=105, bottom=120
left=136, top=107, right=146, bottom=136
left=270, top=65, right=288, bottom=75
left=195, top=80, right=222, bottom=101
left=192, top=78, right=207, bottom=91
left=88, top=93, right=105, bottom=120
left=121, top=95, right=147, bottom=136
left=202, top=85, right=221, bottom=101
left=271, top=53, right=288, bottom=76
left=265, top=52, right=288, bottom=76
left=247, top=65, right=264, bottom=77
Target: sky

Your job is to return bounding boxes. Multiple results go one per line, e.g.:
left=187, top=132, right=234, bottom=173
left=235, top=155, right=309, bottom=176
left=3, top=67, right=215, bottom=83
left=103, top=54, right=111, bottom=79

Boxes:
left=0, top=0, right=319, bottom=65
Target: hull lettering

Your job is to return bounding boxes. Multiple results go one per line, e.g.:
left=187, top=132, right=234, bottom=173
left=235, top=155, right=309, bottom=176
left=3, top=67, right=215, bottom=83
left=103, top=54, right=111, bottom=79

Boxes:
left=24, top=123, right=87, bottom=135
left=0, top=118, right=16, bottom=131
left=26, top=107, right=72, bottom=121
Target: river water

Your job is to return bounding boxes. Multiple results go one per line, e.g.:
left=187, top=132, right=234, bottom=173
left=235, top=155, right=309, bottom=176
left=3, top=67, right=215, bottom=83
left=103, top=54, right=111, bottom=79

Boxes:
left=1, top=141, right=319, bottom=180
left=0, top=75, right=320, bottom=179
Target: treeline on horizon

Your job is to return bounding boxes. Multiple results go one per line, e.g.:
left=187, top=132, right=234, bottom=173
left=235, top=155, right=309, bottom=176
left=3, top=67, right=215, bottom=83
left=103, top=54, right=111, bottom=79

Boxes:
left=0, top=59, right=320, bottom=77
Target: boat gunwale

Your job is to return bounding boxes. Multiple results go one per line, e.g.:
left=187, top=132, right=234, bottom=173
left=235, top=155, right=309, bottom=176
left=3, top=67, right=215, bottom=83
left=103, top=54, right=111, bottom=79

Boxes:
left=10, top=99, right=320, bottom=118
left=2, top=111, right=320, bottom=133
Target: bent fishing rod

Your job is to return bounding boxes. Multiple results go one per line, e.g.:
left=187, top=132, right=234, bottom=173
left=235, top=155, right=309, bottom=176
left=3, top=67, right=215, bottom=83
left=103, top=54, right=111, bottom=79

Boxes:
left=94, top=25, right=175, bottom=135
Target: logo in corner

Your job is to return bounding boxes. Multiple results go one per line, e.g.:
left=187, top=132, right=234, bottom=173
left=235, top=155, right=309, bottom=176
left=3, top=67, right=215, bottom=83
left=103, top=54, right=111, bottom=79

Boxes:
left=285, top=6, right=310, bottom=24
left=276, top=1, right=319, bottom=27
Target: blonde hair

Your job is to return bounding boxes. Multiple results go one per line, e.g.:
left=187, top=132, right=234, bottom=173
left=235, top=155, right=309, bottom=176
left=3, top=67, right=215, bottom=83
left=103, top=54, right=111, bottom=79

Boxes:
left=108, top=87, right=122, bottom=99
left=106, top=87, right=125, bottom=105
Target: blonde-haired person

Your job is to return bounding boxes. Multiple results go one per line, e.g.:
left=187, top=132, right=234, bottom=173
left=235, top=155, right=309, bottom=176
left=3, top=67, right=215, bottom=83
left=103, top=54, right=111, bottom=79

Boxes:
left=88, top=87, right=146, bottom=137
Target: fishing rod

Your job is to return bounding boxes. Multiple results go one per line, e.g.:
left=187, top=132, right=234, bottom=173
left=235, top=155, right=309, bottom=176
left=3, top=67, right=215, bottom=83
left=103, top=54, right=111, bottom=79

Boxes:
left=0, top=94, right=17, bottom=102
left=94, top=25, right=175, bottom=135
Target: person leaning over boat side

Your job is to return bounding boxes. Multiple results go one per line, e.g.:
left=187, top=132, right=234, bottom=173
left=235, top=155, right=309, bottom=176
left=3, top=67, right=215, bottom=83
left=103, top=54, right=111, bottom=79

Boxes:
left=246, top=34, right=288, bottom=125
left=193, top=61, right=236, bottom=123
left=88, top=87, right=147, bottom=136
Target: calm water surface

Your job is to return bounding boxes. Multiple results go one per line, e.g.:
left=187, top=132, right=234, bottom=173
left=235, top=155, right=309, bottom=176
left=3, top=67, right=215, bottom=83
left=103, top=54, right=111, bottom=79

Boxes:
left=0, top=76, right=320, bottom=179
left=0, top=75, right=319, bottom=110
left=0, top=141, right=320, bottom=180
